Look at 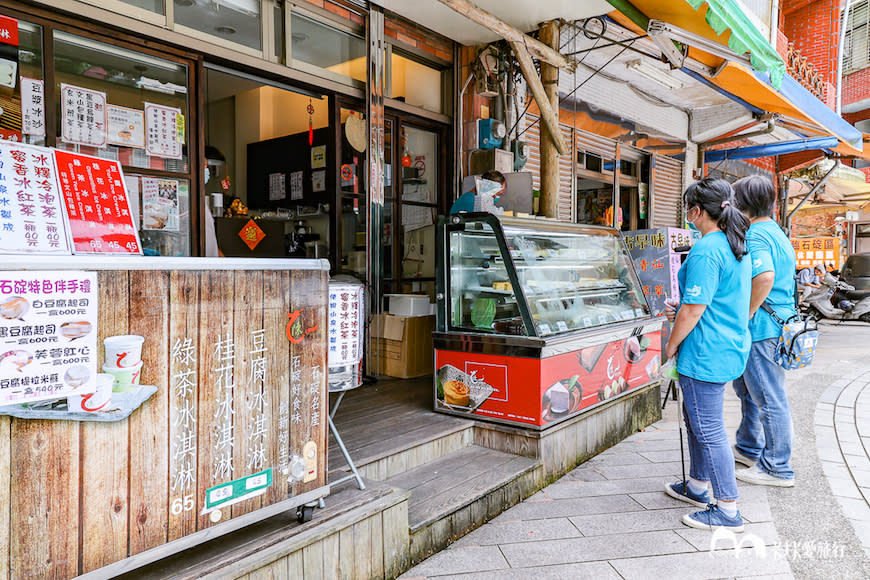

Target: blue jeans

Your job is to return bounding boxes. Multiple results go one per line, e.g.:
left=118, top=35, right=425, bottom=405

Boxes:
left=732, top=338, right=795, bottom=480
left=680, top=374, right=739, bottom=501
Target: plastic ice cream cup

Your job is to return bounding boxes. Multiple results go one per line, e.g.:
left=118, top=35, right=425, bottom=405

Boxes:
left=103, top=335, right=145, bottom=368
left=68, top=373, right=113, bottom=413
left=103, top=360, right=143, bottom=390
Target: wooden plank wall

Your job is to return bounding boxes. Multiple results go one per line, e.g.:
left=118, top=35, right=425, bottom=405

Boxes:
left=0, top=268, right=327, bottom=579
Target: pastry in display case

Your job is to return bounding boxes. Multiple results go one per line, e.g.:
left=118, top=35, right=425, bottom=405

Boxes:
left=434, top=213, right=664, bottom=429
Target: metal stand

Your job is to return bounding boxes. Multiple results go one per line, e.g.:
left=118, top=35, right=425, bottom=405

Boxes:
left=661, top=378, right=688, bottom=491
left=327, top=390, right=366, bottom=491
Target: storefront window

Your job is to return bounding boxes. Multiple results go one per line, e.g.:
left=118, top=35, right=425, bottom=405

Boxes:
left=174, top=0, right=262, bottom=51
left=290, top=12, right=365, bottom=83
left=400, top=125, right=437, bottom=297
left=53, top=31, right=192, bottom=256
left=0, top=19, right=44, bottom=146
left=121, top=0, right=166, bottom=15
left=390, top=52, right=443, bottom=114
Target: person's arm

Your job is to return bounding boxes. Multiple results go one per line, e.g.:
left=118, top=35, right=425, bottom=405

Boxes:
left=665, top=303, right=706, bottom=359
left=749, top=271, right=775, bottom=318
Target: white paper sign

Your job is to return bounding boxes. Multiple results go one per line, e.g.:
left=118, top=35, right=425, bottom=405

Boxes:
left=311, top=145, right=326, bottom=169
left=312, top=170, right=325, bottom=193
left=144, top=103, right=182, bottom=159
left=328, top=283, right=365, bottom=366
left=107, top=104, right=145, bottom=149
left=290, top=171, right=303, bottom=200
left=124, top=174, right=141, bottom=228
left=0, top=270, right=98, bottom=406
left=60, top=84, right=107, bottom=147
left=0, top=141, right=71, bottom=255
left=21, top=78, right=45, bottom=137
left=268, top=173, right=286, bottom=201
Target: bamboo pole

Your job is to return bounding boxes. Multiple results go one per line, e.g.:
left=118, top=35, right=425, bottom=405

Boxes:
left=437, top=0, right=575, bottom=71
left=509, top=41, right=569, bottom=157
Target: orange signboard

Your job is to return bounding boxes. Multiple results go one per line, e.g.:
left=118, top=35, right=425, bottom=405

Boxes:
left=791, top=237, right=840, bottom=269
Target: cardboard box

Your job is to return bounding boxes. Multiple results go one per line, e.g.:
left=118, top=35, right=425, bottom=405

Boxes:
left=369, top=313, right=435, bottom=378
left=384, top=293, right=432, bottom=317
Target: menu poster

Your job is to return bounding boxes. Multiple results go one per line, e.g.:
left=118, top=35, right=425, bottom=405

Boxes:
left=268, top=172, right=286, bottom=201
left=0, top=141, right=71, bottom=255
left=107, top=104, right=145, bottom=149
left=60, top=84, right=107, bottom=148
left=144, top=103, right=182, bottom=160
left=0, top=270, right=98, bottom=406
left=21, top=78, right=44, bottom=137
left=290, top=170, right=303, bottom=200
left=141, top=177, right=179, bottom=231
left=53, top=150, right=142, bottom=254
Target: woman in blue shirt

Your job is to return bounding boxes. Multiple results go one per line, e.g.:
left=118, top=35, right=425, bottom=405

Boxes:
left=664, top=177, right=751, bottom=531
left=730, top=175, right=796, bottom=487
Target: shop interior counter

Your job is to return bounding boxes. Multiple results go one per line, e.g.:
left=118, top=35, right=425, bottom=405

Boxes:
left=434, top=213, right=663, bottom=429
left=0, top=256, right=329, bottom=579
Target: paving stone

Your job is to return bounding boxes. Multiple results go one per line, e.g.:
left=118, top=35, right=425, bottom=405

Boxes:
left=594, top=461, right=685, bottom=480
left=844, top=501, right=870, bottom=522
left=488, top=494, right=643, bottom=523
left=851, top=468, right=870, bottom=488
left=735, top=574, right=795, bottom=580
left=814, top=412, right=834, bottom=427
left=815, top=425, right=837, bottom=444
left=612, top=438, right=684, bottom=452
left=825, top=477, right=864, bottom=499
left=568, top=507, right=688, bottom=536
left=637, top=450, right=687, bottom=463
left=421, top=561, right=622, bottom=580
left=450, top=517, right=581, bottom=547
left=584, top=451, right=651, bottom=467
left=834, top=496, right=870, bottom=519
left=399, top=546, right=508, bottom=578
left=628, top=490, right=689, bottom=510
left=836, top=440, right=865, bottom=456
left=539, top=476, right=670, bottom=500
left=675, top=521, right=780, bottom=551
left=608, top=546, right=793, bottom=580
left=835, top=426, right=861, bottom=442
left=822, top=460, right=852, bottom=480
left=816, top=445, right=844, bottom=462
left=849, top=519, right=870, bottom=548
left=563, top=468, right=607, bottom=482
left=499, top=530, right=695, bottom=568
left=819, top=386, right=842, bottom=404
left=843, top=454, right=870, bottom=470
left=737, top=501, right=773, bottom=524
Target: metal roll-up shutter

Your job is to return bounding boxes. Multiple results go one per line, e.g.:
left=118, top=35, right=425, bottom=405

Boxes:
left=523, top=115, right=575, bottom=222
left=651, top=155, right=684, bottom=228
left=576, top=128, right=617, bottom=160
left=559, top=124, right=574, bottom=222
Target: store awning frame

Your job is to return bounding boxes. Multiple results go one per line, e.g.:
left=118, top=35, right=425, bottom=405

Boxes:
left=702, top=136, right=839, bottom=162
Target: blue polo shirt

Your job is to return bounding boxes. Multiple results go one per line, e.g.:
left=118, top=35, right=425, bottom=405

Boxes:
left=677, top=231, right=752, bottom=383
left=746, top=220, right=797, bottom=341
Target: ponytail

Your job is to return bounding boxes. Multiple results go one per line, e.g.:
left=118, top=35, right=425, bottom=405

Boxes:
left=684, top=177, right=749, bottom=261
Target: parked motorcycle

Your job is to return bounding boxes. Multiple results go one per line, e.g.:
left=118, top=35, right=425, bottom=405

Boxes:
left=802, top=272, right=870, bottom=323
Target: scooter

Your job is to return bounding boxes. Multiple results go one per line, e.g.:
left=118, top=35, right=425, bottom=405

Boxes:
left=802, top=272, right=870, bottom=323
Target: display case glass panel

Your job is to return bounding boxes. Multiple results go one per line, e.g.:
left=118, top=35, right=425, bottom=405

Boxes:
left=447, top=215, right=651, bottom=337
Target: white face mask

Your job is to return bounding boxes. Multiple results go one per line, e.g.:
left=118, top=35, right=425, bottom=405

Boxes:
left=204, top=167, right=211, bottom=184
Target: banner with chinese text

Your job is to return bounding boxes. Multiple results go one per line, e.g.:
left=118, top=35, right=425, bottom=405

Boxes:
left=791, top=237, right=840, bottom=269
left=0, top=270, right=98, bottom=405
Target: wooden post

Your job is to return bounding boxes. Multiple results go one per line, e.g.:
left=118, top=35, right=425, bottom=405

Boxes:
left=509, top=42, right=569, bottom=157
left=539, top=20, right=561, bottom=218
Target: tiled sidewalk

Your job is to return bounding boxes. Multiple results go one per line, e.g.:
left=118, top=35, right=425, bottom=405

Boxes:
left=814, top=366, right=870, bottom=557
left=401, top=388, right=794, bottom=580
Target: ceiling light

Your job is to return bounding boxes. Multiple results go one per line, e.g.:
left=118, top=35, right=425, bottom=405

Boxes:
left=648, top=20, right=751, bottom=67
left=291, top=32, right=309, bottom=43
left=175, top=0, right=195, bottom=6
left=215, top=26, right=237, bottom=35
left=626, top=59, right=683, bottom=90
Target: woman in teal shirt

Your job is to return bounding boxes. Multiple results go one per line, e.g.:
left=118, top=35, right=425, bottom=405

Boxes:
left=664, top=177, right=751, bottom=531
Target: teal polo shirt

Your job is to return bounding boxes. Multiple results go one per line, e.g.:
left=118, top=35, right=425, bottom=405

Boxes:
left=746, top=220, right=797, bottom=341
left=677, top=231, right=752, bottom=383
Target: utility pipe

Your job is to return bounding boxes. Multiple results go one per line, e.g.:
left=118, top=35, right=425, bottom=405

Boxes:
left=700, top=120, right=776, bottom=150
left=836, top=0, right=853, bottom=115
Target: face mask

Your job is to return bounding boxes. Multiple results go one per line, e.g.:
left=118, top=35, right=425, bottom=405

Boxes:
left=204, top=167, right=211, bottom=184
left=687, top=207, right=699, bottom=231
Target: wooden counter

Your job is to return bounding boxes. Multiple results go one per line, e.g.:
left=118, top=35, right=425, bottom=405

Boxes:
left=0, top=257, right=330, bottom=579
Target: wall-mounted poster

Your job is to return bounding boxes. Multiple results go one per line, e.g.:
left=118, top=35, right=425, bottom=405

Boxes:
left=60, top=84, right=107, bottom=148
left=142, top=177, right=179, bottom=231
left=53, top=150, right=142, bottom=254
left=311, top=145, right=326, bottom=169
left=144, top=102, right=182, bottom=159
left=20, top=78, right=44, bottom=137
left=0, top=270, right=98, bottom=406
left=290, top=170, right=303, bottom=201
left=107, top=104, right=145, bottom=149
left=268, top=173, right=286, bottom=201
left=0, top=142, right=71, bottom=255
left=312, top=170, right=326, bottom=193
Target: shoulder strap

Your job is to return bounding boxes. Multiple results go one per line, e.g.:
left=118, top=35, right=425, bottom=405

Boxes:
left=760, top=301, right=786, bottom=325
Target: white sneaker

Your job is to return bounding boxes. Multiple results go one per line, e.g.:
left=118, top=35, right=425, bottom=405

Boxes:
left=733, top=446, right=756, bottom=468
left=736, top=465, right=794, bottom=487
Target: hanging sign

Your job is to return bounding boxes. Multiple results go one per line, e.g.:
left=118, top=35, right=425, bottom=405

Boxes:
left=20, top=78, right=44, bottom=137
left=792, top=237, right=839, bottom=269
left=53, top=150, right=142, bottom=254
left=0, top=15, right=21, bottom=142
left=327, top=283, right=365, bottom=367
left=0, top=141, right=71, bottom=255
left=0, top=270, right=98, bottom=406
left=107, top=104, right=145, bottom=149
left=60, top=84, right=107, bottom=148
left=144, top=102, right=183, bottom=159
left=311, top=145, right=326, bottom=169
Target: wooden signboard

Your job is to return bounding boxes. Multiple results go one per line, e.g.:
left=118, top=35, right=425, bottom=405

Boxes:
left=0, top=262, right=328, bottom=578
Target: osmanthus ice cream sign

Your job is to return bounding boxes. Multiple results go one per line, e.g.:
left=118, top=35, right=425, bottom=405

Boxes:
left=0, top=270, right=98, bottom=405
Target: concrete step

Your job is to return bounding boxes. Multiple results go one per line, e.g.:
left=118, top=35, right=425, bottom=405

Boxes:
left=384, top=445, right=542, bottom=564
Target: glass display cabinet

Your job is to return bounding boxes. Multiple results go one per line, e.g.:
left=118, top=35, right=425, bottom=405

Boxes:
left=434, top=213, right=664, bottom=429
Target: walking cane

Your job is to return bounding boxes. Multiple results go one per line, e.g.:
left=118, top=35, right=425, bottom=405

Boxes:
left=662, top=376, right=688, bottom=494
